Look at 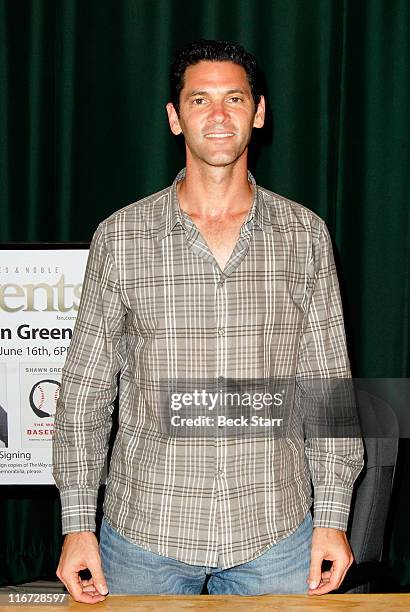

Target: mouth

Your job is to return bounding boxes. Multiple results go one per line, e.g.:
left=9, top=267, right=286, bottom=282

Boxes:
left=204, top=132, right=235, bottom=139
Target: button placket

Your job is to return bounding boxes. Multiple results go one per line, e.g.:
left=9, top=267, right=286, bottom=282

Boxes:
left=214, top=262, right=227, bottom=553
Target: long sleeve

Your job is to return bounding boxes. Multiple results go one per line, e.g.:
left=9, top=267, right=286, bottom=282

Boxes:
left=296, top=221, right=364, bottom=531
left=52, top=223, right=126, bottom=533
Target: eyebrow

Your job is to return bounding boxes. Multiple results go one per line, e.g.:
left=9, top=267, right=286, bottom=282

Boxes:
left=186, top=88, right=249, bottom=98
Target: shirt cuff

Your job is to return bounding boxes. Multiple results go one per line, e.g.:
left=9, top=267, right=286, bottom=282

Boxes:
left=312, top=484, right=353, bottom=531
left=59, top=488, right=99, bottom=534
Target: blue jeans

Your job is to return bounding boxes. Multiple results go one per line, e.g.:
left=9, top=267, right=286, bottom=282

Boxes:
left=100, top=511, right=313, bottom=595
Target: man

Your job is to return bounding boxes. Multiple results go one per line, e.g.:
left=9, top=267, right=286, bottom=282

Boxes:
left=52, top=40, right=364, bottom=602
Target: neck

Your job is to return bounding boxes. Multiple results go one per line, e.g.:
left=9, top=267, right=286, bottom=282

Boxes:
left=177, top=156, right=253, bottom=220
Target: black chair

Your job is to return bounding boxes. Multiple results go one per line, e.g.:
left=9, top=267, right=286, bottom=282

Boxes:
left=337, top=389, right=399, bottom=593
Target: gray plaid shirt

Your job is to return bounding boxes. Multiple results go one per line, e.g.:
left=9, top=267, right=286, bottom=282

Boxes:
left=52, top=168, right=364, bottom=569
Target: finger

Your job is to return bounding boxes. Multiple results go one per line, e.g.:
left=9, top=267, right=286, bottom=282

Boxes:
left=332, top=561, right=352, bottom=591
left=87, top=558, right=109, bottom=596
left=309, top=559, right=346, bottom=595
left=80, top=576, right=99, bottom=595
left=307, top=551, right=323, bottom=590
left=327, top=558, right=350, bottom=591
left=64, top=571, right=107, bottom=604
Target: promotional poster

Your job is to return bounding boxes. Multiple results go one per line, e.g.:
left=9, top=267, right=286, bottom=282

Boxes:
left=0, top=248, right=88, bottom=483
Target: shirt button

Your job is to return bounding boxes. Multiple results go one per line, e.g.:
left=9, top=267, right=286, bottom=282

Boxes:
left=216, top=469, right=224, bottom=476
left=217, top=279, right=225, bottom=288
left=218, top=328, right=225, bottom=336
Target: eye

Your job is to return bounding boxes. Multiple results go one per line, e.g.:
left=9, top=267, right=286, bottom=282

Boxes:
left=192, top=98, right=206, bottom=105
left=229, top=97, right=243, bottom=103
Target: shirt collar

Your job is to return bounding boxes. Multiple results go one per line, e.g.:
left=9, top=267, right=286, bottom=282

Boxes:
left=157, top=168, right=273, bottom=241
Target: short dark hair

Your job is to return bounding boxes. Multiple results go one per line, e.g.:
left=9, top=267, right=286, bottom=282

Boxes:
left=169, top=39, right=262, bottom=115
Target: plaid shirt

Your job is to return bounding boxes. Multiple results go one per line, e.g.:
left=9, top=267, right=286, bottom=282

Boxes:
left=52, top=168, right=364, bottom=569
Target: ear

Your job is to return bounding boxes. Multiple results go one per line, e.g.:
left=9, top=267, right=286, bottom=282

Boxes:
left=253, top=95, right=265, bottom=129
left=166, top=102, right=183, bottom=136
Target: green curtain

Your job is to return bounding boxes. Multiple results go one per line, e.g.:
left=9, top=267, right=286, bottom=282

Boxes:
left=0, top=0, right=409, bottom=587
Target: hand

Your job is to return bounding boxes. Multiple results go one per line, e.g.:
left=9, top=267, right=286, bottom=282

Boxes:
left=307, top=527, right=354, bottom=595
left=56, top=531, right=109, bottom=604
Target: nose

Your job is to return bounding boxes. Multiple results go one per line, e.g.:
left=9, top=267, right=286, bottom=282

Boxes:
left=209, top=101, right=228, bottom=124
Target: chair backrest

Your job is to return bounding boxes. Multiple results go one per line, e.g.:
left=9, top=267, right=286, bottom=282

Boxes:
left=343, top=389, right=399, bottom=593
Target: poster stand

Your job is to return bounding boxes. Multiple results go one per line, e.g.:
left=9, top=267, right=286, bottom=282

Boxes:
left=0, top=243, right=89, bottom=485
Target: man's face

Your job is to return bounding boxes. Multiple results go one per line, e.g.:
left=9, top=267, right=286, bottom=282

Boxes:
left=166, top=61, right=265, bottom=168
